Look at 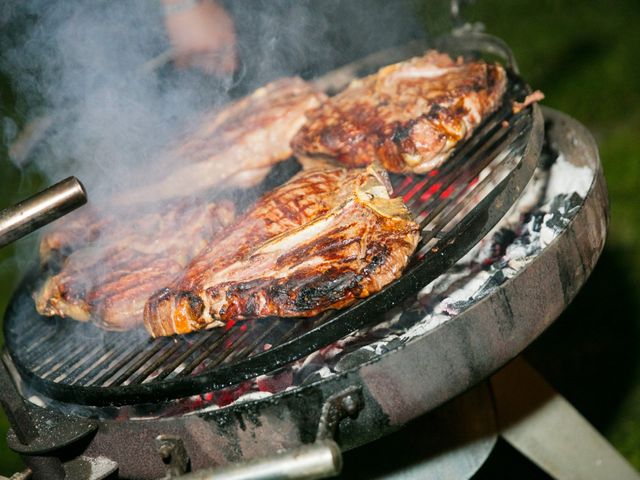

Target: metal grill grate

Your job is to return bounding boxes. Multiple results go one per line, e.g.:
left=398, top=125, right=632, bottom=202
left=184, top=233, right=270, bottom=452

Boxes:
left=4, top=69, right=543, bottom=407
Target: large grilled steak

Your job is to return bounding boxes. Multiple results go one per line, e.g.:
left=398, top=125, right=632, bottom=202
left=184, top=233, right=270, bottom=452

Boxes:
left=34, top=199, right=235, bottom=330
left=120, top=77, right=327, bottom=204
left=144, top=166, right=420, bottom=337
left=291, top=51, right=507, bottom=174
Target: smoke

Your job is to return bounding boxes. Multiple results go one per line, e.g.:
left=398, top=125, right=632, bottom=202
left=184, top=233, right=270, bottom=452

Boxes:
left=2, top=1, right=237, bottom=203
left=228, top=0, right=426, bottom=89
left=2, top=0, right=425, bottom=198
left=0, top=0, right=426, bottom=335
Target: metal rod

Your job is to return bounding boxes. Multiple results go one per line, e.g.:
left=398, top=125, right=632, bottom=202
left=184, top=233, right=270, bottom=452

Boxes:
left=0, top=176, right=87, bottom=249
left=176, top=440, right=342, bottom=480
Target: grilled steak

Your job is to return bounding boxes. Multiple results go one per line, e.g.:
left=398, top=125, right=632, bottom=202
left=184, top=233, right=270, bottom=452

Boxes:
left=34, top=199, right=235, bottom=330
left=292, top=51, right=507, bottom=174
left=119, top=77, right=327, bottom=204
left=39, top=207, right=112, bottom=268
left=144, top=166, right=419, bottom=337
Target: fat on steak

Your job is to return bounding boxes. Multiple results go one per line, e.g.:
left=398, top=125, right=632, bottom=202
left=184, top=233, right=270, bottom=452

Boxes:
left=144, top=166, right=420, bottom=337
left=119, top=77, right=327, bottom=204
left=292, top=51, right=507, bottom=174
left=34, top=199, right=235, bottom=330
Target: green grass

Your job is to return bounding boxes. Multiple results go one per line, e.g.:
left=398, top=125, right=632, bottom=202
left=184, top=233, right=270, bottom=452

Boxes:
left=0, top=0, right=639, bottom=476
left=466, top=0, right=640, bottom=468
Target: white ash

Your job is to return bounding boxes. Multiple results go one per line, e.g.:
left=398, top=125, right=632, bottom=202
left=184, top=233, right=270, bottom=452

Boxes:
left=546, top=154, right=593, bottom=200
left=230, top=390, right=273, bottom=403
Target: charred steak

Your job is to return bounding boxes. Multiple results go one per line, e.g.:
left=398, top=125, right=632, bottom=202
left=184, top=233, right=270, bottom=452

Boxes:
left=144, top=166, right=420, bottom=337
left=34, top=199, right=235, bottom=330
left=292, top=51, right=507, bottom=174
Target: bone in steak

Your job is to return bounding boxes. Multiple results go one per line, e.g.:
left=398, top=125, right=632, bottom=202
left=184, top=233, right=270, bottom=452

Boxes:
left=144, top=166, right=420, bottom=337
left=34, top=199, right=235, bottom=330
left=119, top=77, right=327, bottom=204
left=291, top=51, right=507, bottom=174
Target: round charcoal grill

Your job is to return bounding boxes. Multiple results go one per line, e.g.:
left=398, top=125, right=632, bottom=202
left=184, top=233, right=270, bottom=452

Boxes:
left=4, top=78, right=543, bottom=407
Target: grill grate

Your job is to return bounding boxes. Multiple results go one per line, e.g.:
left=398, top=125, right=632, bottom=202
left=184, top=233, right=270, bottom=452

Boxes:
left=4, top=70, right=543, bottom=407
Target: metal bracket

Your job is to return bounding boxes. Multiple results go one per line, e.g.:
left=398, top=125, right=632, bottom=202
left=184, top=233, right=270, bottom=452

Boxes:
left=316, top=386, right=365, bottom=442
left=156, top=435, right=190, bottom=478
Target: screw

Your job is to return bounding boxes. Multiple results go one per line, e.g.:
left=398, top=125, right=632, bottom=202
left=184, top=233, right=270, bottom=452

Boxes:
left=341, top=395, right=359, bottom=415
left=159, top=444, right=172, bottom=463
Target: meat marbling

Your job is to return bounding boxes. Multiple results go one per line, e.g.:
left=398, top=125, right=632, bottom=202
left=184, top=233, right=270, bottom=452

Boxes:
left=144, top=166, right=420, bottom=337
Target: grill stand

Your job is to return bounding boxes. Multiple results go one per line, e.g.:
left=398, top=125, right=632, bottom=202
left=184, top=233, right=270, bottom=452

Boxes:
left=335, top=358, right=640, bottom=480
left=492, top=358, right=639, bottom=480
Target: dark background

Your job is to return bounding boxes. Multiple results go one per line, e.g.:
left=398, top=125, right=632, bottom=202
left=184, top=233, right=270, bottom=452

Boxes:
left=1, top=0, right=639, bottom=476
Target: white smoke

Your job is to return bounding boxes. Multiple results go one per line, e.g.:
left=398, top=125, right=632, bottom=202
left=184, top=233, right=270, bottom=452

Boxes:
left=0, top=0, right=426, bottom=335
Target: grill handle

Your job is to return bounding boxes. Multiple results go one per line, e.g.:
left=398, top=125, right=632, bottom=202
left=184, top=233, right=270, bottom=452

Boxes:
left=175, top=440, right=342, bottom=480
left=0, top=176, right=87, bottom=249
left=0, top=176, right=86, bottom=479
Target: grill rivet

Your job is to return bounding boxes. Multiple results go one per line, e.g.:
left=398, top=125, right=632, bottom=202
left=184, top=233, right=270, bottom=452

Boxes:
left=341, top=395, right=359, bottom=416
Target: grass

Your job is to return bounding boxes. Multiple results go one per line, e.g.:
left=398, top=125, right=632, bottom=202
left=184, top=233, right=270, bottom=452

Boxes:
left=465, top=0, right=640, bottom=470
left=0, top=0, right=639, bottom=476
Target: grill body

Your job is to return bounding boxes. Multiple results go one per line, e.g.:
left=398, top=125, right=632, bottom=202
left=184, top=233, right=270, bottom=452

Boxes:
left=4, top=71, right=542, bottom=409
left=2, top=108, right=608, bottom=479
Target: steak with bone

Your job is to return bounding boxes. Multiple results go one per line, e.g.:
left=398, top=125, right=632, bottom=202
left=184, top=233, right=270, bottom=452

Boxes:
left=144, top=166, right=419, bottom=337
left=34, top=199, right=235, bottom=330
left=119, top=77, right=327, bottom=204
left=292, top=51, right=507, bottom=174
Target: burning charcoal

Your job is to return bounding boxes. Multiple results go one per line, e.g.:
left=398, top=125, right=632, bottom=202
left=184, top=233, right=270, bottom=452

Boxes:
left=473, top=270, right=508, bottom=300
left=396, top=306, right=433, bottom=331
left=296, top=363, right=326, bottom=385
left=564, top=192, right=584, bottom=216
left=212, top=381, right=254, bottom=407
left=300, top=366, right=334, bottom=386
left=334, top=348, right=379, bottom=373
left=368, top=337, right=406, bottom=358
left=487, top=228, right=517, bottom=264
left=530, top=211, right=545, bottom=233
left=545, top=211, right=571, bottom=231
left=256, top=370, right=293, bottom=393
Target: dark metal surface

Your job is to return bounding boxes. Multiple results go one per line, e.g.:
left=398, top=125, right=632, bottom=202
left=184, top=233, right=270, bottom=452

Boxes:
left=5, top=401, right=97, bottom=455
left=0, top=357, right=39, bottom=445
left=0, top=176, right=86, bottom=248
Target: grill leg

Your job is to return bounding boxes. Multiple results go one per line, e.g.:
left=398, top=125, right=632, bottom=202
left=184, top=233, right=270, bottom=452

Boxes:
left=0, top=359, right=66, bottom=480
left=491, top=356, right=640, bottom=480
left=24, top=456, right=66, bottom=480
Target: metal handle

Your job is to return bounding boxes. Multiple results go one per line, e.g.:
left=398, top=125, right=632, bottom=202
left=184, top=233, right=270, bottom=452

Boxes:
left=175, top=440, right=342, bottom=480
left=0, top=176, right=87, bottom=249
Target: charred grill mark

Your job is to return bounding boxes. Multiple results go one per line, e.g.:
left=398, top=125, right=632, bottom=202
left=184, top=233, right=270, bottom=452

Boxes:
left=486, top=64, right=499, bottom=89
left=289, top=268, right=363, bottom=313
left=426, top=104, right=444, bottom=121
left=391, top=119, right=418, bottom=144
left=177, top=291, right=205, bottom=319
left=362, top=243, right=391, bottom=277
